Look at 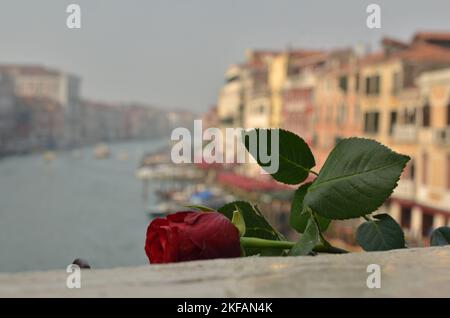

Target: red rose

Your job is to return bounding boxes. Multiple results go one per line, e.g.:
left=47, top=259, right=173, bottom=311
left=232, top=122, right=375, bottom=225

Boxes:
left=145, top=211, right=241, bottom=264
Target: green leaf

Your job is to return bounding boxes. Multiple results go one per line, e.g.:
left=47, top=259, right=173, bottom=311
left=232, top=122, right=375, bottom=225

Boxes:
left=231, top=206, right=246, bottom=237
left=430, top=227, right=450, bottom=246
left=184, top=204, right=216, bottom=212
left=290, top=183, right=311, bottom=232
left=356, top=213, right=406, bottom=251
left=290, top=182, right=331, bottom=233
left=314, top=213, right=331, bottom=232
left=289, top=218, right=320, bottom=256
left=242, top=129, right=315, bottom=185
left=218, top=201, right=284, bottom=256
left=304, top=138, right=410, bottom=220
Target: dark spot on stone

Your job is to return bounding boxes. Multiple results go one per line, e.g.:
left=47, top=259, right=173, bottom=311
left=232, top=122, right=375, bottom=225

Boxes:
left=72, top=258, right=91, bottom=269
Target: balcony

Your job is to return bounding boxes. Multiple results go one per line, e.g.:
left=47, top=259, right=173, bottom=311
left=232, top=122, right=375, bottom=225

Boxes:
left=433, top=127, right=450, bottom=146
left=393, top=179, right=416, bottom=201
left=392, top=124, right=418, bottom=143
left=417, top=185, right=450, bottom=212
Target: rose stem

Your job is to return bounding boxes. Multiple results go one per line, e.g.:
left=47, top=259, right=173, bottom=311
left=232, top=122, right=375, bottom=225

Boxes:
left=239, top=237, right=348, bottom=254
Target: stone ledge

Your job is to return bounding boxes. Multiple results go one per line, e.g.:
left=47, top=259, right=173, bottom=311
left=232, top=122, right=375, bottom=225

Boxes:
left=1, top=246, right=449, bottom=297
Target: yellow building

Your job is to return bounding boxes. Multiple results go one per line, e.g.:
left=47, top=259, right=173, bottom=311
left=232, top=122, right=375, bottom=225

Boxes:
left=217, top=64, right=245, bottom=128
left=242, top=50, right=278, bottom=130
left=214, top=33, right=450, bottom=242
left=268, top=50, right=323, bottom=128
left=268, top=53, right=288, bottom=128
left=416, top=69, right=450, bottom=224
left=217, top=50, right=278, bottom=176
left=358, top=34, right=450, bottom=242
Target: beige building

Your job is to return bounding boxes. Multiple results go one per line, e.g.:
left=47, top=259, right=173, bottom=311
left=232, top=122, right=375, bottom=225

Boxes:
left=0, top=74, right=17, bottom=153
left=313, top=49, right=362, bottom=167
left=213, top=33, right=450, bottom=243
left=418, top=70, right=450, bottom=218
left=267, top=49, right=323, bottom=128
left=215, top=51, right=278, bottom=175
left=282, top=52, right=327, bottom=147
left=416, top=69, right=450, bottom=223
left=357, top=34, right=450, bottom=242
left=0, top=65, right=79, bottom=105
left=0, top=65, right=81, bottom=146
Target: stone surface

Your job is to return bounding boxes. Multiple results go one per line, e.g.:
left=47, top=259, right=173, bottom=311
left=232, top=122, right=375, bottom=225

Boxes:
left=1, top=246, right=449, bottom=297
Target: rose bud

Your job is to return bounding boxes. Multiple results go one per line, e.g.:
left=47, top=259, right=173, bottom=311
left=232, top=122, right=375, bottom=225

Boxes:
left=145, top=211, right=241, bottom=264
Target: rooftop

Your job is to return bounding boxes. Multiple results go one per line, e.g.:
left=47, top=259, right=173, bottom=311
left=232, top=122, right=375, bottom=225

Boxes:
left=413, top=31, right=450, bottom=43
left=0, top=64, right=61, bottom=76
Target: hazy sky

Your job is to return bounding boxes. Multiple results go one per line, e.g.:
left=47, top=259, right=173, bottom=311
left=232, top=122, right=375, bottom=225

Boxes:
left=1, top=0, right=449, bottom=112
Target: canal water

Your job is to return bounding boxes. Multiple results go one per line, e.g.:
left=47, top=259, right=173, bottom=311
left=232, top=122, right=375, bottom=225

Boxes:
left=0, top=139, right=168, bottom=272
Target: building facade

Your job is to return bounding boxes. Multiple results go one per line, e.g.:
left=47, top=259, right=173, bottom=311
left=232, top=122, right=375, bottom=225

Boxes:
left=388, top=68, right=450, bottom=240
left=281, top=53, right=326, bottom=146
left=214, top=32, right=450, bottom=244
left=0, top=74, right=16, bottom=155
left=313, top=49, right=362, bottom=167
left=0, top=65, right=82, bottom=147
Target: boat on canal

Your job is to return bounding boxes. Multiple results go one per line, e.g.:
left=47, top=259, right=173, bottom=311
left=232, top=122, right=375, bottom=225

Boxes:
left=94, top=143, right=111, bottom=159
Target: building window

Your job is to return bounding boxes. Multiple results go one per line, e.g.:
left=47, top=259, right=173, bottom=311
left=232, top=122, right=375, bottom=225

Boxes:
left=400, top=206, right=411, bottom=229
left=447, top=155, right=450, bottom=189
left=366, top=75, right=381, bottom=95
left=422, top=103, right=431, bottom=127
left=447, top=103, right=450, bottom=126
left=277, top=211, right=287, bottom=227
left=226, top=75, right=239, bottom=83
left=410, top=160, right=415, bottom=181
left=365, top=77, right=370, bottom=95
left=403, top=160, right=415, bottom=181
left=422, top=213, right=434, bottom=237
left=389, top=111, right=397, bottom=136
left=374, top=76, right=380, bottom=94
left=403, top=64, right=415, bottom=88
left=339, top=76, right=348, bottom=93
left=392, top=72, right=401, bottom=95
left=355, top=73, right=360, bottom=92
left=364, top=111, right=380, bottom=134
left=365, top=75, right=381, bottom=95
left=422, top=153, right=428, bottom=185
left=404, top=107, right=416, bottom=124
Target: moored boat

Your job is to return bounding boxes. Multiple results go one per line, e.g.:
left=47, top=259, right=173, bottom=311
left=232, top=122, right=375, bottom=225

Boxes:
left=94, top=143, right=111, bottom=159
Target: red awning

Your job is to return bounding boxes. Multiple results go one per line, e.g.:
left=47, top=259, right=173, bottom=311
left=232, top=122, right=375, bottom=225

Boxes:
left=196, top=159, right=239, bottom=170
left=196, top=160, right=224, bottom=170
left=217, top=172, right=301, bottom=192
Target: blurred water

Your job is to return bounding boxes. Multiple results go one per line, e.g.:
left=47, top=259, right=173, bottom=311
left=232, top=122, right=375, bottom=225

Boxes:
left=0, top=139, right=167, bottom=272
